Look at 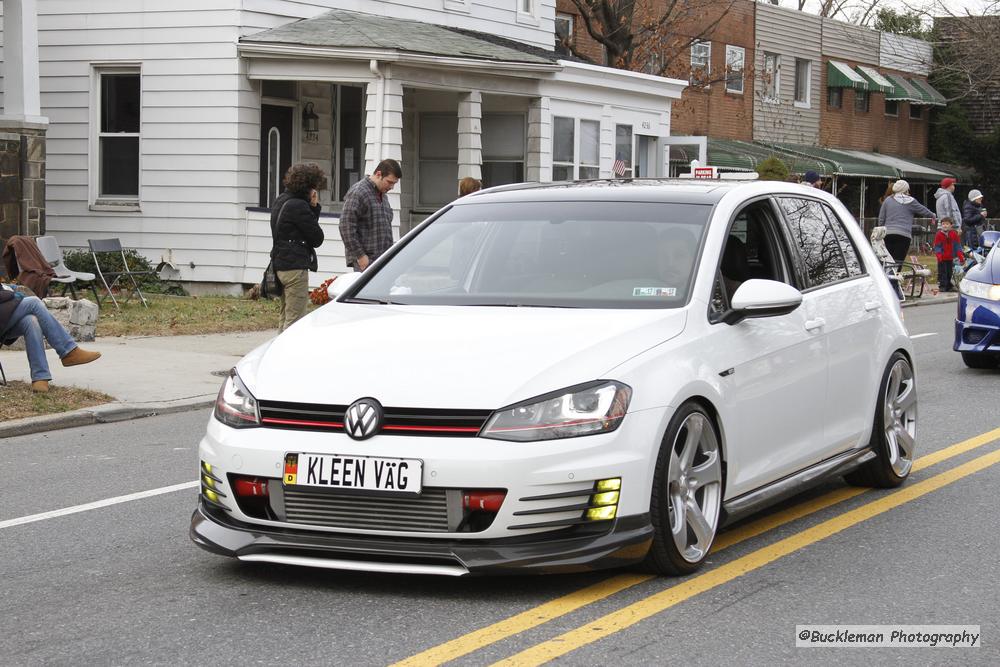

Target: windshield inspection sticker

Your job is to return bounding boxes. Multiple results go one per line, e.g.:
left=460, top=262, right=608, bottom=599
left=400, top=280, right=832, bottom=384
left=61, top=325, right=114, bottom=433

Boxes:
left=633, top=287, right=677, bottom=297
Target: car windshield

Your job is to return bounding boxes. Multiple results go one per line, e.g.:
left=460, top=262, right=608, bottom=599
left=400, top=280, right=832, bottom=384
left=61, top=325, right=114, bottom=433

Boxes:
left=350, top=201, right=711, bottom=309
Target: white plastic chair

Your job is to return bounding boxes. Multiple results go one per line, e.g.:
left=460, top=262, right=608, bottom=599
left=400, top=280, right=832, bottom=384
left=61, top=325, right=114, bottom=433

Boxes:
left=36, top=235, right=99, bottom=302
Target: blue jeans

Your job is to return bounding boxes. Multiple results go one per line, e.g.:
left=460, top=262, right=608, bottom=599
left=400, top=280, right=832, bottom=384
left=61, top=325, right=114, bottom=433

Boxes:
left=5, top=296, right=78, bottom=381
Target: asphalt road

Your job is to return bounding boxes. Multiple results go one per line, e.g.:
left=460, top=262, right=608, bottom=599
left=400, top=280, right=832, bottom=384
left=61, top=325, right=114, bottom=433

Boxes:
left=2, top=301, right=997, bottom=666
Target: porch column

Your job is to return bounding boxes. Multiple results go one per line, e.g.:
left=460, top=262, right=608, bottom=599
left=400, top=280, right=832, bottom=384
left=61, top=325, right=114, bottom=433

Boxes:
left=526, top=97, right=551, bottom=182
left=457, top=91, right=482, bottom=181
left=364, top=69, right=403, bottom=233
left=0, top=0, right=48, bottom=240
left=599, top=105, right=614, bottom=178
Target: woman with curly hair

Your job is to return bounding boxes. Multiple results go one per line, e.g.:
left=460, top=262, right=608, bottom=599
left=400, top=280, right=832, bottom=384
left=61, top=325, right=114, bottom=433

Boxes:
left=270, top=163, right=327, bottom=331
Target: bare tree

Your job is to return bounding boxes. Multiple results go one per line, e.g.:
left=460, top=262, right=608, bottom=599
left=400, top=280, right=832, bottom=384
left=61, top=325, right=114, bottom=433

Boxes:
left=564, top=0, right=737, bottom=80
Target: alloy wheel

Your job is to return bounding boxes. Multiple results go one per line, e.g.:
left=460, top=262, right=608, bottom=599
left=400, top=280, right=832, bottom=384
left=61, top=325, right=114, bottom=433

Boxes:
left=883, top=358, right=917, bottom=478
left=666, top=412, right=723, bottom=563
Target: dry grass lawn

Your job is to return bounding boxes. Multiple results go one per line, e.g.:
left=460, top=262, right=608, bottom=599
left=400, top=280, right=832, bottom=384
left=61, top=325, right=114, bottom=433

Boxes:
left=1, top=381, right=114, bottom=422
left=94, top=294, right=293, bottom=337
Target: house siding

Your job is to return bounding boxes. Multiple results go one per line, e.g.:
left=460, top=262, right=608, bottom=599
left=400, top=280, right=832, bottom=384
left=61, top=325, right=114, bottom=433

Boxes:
left=753, top=3, right=822, bottom=146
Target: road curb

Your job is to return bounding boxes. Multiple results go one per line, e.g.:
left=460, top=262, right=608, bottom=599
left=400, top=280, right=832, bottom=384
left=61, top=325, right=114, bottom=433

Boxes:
left=0, top=396, right=215, bottom=439
left=900, top=294, right=959, bottom=308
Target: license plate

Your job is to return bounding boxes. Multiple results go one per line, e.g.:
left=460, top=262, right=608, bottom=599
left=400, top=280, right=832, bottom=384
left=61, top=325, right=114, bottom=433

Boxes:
left=283, top=452, right=422, bottom=494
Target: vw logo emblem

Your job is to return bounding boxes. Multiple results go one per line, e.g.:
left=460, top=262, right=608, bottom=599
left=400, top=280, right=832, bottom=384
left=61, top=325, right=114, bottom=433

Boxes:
left=345, top=398, right=383, bottom=440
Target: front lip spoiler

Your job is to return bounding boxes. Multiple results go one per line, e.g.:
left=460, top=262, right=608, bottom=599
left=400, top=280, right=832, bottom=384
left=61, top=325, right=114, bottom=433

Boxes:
left=190, top=501, right=653, bottom=576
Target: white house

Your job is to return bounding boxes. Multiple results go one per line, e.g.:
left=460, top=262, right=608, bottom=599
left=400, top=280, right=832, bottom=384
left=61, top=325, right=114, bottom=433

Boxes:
left=7, top=1, right=687, bottom=292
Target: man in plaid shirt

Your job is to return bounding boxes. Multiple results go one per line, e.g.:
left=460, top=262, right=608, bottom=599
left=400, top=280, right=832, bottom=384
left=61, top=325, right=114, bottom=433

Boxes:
left=339, top=158, right=402, bottom=271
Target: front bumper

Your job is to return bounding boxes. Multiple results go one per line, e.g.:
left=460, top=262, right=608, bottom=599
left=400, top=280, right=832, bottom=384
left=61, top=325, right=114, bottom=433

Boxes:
left=954, top=294, right=1000, bottom=353
left=190, top=500, right=653, bottom=576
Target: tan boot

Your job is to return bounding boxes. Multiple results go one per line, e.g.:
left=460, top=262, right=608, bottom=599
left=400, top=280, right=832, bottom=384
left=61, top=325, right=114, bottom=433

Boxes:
left=61, top=347, right=102, bottom=367
left=31, top=380, right=50, bottom=393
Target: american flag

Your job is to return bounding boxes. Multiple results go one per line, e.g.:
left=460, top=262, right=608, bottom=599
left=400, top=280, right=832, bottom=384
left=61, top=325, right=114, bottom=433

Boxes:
left=613, top=158, right=628, bottom=177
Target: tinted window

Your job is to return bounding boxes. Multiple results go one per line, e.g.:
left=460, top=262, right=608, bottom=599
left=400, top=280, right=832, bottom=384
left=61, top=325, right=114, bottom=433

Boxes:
left=821, top=204, right=864, bottom=277
left=777, top=197, right=849, bottom=287
left=352, top=201, right=710, bottom=309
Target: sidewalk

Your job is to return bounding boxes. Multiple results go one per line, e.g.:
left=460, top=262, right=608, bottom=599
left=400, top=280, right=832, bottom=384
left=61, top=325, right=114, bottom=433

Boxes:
left=0, top=329, right=276, bottom=437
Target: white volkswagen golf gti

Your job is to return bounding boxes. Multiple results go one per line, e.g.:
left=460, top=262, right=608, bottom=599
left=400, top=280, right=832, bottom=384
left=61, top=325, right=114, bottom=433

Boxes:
left=191, top=179, right=917, bottom=576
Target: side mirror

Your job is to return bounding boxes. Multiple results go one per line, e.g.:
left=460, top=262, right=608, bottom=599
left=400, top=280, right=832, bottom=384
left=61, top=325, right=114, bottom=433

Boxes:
left=328, top=272, right=363, bottom=300
left=722, top=279, right=803, bottom=325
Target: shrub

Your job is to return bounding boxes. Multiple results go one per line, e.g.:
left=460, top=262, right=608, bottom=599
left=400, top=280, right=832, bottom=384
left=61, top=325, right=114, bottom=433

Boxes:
left=63, top=248, right=186, bottom=296
left=756, top=156, right=790, bottom=181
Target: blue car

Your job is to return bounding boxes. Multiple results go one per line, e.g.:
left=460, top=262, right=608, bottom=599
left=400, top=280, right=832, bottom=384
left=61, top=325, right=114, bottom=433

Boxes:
left=956, top=230, right=1000, bottom=369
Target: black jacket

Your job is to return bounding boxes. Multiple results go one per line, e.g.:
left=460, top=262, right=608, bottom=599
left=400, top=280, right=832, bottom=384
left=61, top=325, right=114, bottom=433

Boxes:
left=270, top=191, right=324, bottom=271
left=962, top=199, right=985, bottom=228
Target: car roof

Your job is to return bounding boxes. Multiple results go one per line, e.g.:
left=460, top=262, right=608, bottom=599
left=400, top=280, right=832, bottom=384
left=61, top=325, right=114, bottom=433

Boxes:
left=453, top=178, right=810, bottom=207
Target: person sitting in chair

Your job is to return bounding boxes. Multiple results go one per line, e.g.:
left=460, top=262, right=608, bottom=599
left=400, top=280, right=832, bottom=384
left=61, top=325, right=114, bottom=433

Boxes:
left=1, top=285, right=101, bottom=392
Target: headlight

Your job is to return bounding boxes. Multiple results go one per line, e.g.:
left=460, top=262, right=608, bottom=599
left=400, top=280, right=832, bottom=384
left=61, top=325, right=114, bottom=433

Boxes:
left=959, top=279, right=1000, bottom=301
left=481, top=381, right=631, bottom=442
left=213, top=369, right=260, bottom=428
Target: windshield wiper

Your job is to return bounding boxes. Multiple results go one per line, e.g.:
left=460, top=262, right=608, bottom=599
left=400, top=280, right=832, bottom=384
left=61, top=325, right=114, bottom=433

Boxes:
left=463, top=303, right=576, bottom=308
left=341, top=297, right=400, bottom=305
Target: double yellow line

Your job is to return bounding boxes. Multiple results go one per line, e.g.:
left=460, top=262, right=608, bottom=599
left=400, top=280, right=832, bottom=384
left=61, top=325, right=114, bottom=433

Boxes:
left=394, top=427, right=1000, bottom=667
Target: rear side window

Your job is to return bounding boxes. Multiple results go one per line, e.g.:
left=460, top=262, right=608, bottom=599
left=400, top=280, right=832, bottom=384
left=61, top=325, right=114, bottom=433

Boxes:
left=821, top=205, right=865, bottom=277
left=777, top=197, right=849, bottom=287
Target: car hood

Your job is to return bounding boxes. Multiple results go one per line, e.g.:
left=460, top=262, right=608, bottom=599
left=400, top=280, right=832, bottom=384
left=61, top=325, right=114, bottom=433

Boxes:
left=238, top=304, right=687, bottom=409
left=966, top=246, right=999, bottom=285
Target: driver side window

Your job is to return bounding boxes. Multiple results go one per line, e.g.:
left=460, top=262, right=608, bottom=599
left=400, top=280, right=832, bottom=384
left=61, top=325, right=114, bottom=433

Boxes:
left=710, top=201, right=793, bottom=319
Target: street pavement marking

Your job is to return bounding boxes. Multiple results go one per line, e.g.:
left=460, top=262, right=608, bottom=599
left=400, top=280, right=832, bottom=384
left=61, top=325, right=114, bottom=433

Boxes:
left=394, top=426, right=1000, bottom=667
left=493, top=445, right=1000, bottom=667
left=909, top=333, right=938, bottom=339
left=0, top=480, right=198, bottom=531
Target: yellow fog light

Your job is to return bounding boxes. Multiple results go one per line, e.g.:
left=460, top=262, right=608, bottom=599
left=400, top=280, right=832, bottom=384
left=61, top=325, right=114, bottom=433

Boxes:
left=591, top=490, right=620, bottom=506
left=585, top=505, right=617, bottom=521
left=202, top=475, right=215, bottom=489
left=201, top=461, right=212, bottom=474
left=595, top=478, right=621, bottom=492
left=203, top=488, right=219, bottom=503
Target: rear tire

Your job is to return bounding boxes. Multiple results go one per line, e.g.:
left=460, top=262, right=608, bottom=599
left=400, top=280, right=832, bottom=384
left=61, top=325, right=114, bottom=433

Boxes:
left=845, top=352, right=917, bottom=488
left=643, top=403, right=723, bottom=576
left=962, top=352, right=1000, bottom=369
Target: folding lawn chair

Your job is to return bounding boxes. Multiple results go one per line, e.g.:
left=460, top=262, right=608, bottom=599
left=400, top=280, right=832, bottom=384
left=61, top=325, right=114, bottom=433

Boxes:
left=36, top=236, right=100, bottom=303
left=869, top=227, right=927, bottom=300
left=88, top=238, right=153, bottom=309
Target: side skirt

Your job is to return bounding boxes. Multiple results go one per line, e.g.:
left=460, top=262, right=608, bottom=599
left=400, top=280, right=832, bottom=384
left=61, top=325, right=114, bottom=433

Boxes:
left=721, top=447, right=876, bottom=524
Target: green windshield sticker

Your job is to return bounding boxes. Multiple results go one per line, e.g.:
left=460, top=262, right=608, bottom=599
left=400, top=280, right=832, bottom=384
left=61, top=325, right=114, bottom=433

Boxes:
left=633, top=287, right=677, bottom=297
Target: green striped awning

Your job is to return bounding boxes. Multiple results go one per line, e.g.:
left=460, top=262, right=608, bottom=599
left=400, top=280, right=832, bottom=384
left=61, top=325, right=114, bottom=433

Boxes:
left=668, top=139, right=831, bottom=175
left=884, top=73, right=924, bottom=103
left=855, top=66, right=893, bottom=94
left=827, top=60, right=868, bottom=89
left=770, top=143, right=898, bottom=178
left=908, top=78, right=947, bottom=106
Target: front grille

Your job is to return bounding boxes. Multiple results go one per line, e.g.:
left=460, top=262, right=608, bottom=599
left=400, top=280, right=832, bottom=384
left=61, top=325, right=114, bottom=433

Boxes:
left=282, top=487, right=453, bottom=532
left=258, top=400, right=492, bottom=437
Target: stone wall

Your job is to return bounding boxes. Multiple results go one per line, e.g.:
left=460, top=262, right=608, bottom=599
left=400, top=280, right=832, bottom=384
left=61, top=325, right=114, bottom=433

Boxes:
left=0, top=124, right=46, bottom=247
left=5, top=297, right=98, bottom=351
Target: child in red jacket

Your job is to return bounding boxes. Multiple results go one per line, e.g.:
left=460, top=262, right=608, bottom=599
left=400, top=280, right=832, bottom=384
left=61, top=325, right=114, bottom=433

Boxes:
left=934, top=217, right=965, bottom=292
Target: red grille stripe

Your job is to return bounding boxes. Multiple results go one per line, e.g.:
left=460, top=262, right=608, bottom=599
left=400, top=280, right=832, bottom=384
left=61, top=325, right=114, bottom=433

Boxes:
left=262, top=417, right=344, bottom=429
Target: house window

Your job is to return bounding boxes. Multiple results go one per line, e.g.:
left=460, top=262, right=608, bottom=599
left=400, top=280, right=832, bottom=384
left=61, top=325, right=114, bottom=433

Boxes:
left=827, top=87, right=842, bottom=109
left=443, top=0, right=470, bottom=11
left=517, top=0, right=537, bottom=23
left=762, top=52, right=780, bottom=101
left=909, top=104, right=922, bottom=119
left=794, top=58, right=811, bottom=107
left=418, top=114, right=458, bottom=208
left=551, top=116, right=600, bottom=181
left=725, top=45, right=745, bottom=94
left=520, top=0, right=532, bottom=11
left=615, top=124, right=633, bottom=178
left=95, top=68, right=141, bottom=200
left=555, top=13, right=573, bottom=55
left=334, top=85, right=365, bottom=201
left=690, top=41, right=711, bottom=84
left=552, top=116, right=575, bottom=181
left=855, top=90, right=870, bottom=113
left=482, top=114, right=526, bottom=187
left=884, top=99, right=898, bottom=116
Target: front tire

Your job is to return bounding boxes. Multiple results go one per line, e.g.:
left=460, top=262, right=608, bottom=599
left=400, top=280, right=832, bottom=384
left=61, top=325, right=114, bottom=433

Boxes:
left=845, top=352, right=917, bottom=488
left=644, top=403, right=723, bottom=575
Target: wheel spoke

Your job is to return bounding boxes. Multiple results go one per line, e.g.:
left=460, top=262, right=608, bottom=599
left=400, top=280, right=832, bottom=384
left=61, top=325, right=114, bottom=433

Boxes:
left=686, top=501, right=713, bottom=548
left=894, top=380, right=917, bottom=412
left=887, top=365, right=903, bottom=402
left=896, top=427, right=915, bottom=459
left=679, top=416, right=703, bottom=471
left=689, top=451, right=721, bottom=491
left=670, top=492, right=687, bottom=548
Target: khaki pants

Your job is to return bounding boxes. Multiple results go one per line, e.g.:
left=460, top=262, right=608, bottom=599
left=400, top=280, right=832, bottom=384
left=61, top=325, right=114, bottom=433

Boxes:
left=277, top=269, right=309, bottom=332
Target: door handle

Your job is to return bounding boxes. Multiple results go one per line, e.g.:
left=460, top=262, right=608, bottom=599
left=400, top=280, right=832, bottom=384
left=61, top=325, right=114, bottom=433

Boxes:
left=804, top=317, right=826, bottom=331
left=864, top=301, right=881, bottom=312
